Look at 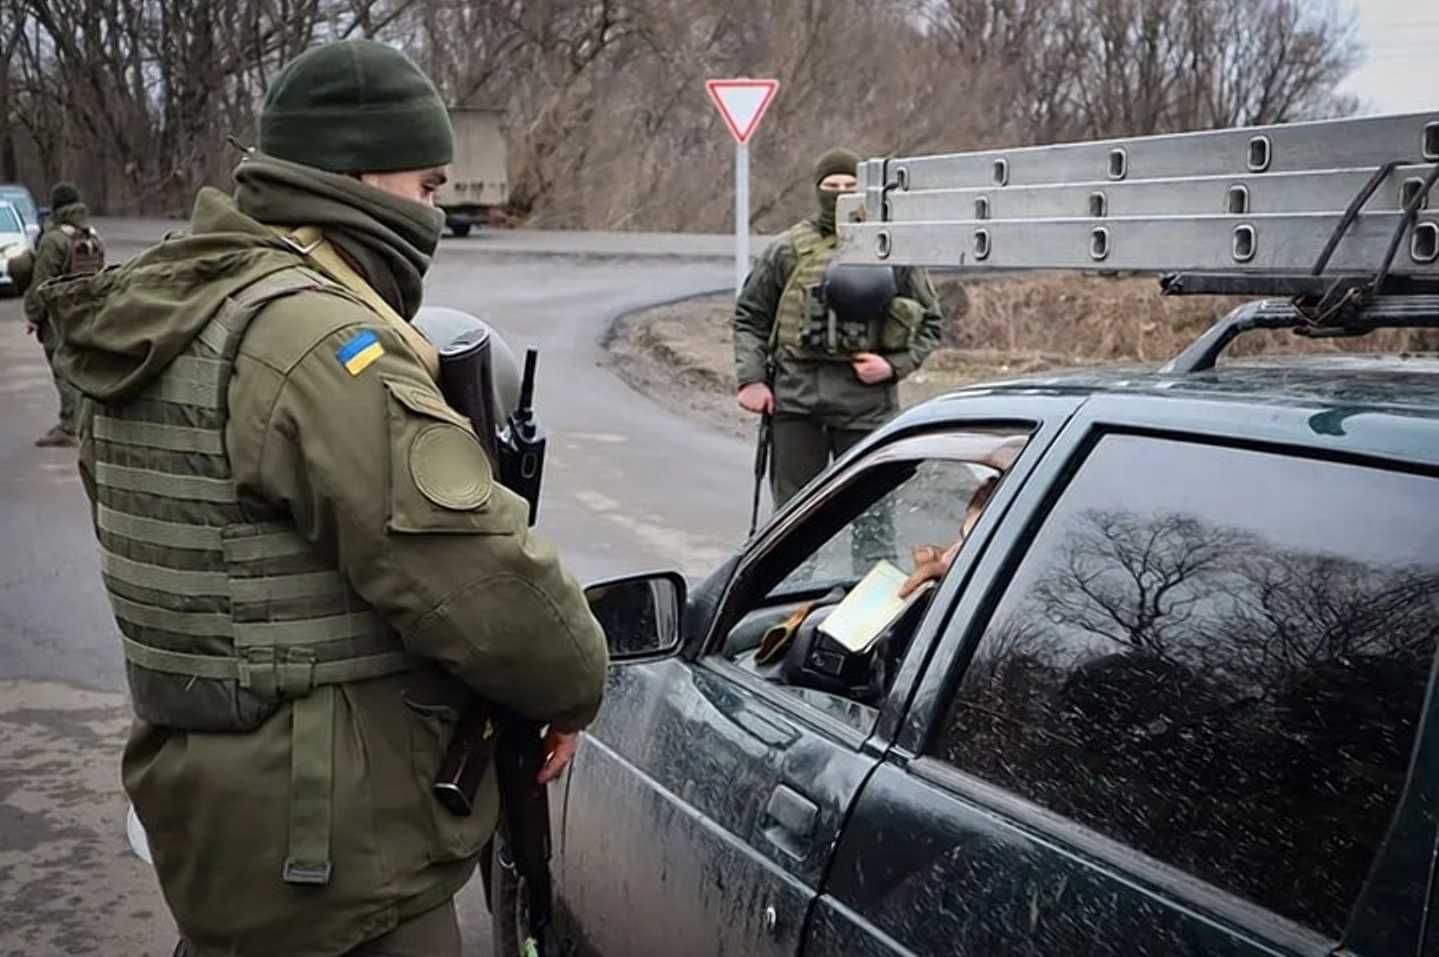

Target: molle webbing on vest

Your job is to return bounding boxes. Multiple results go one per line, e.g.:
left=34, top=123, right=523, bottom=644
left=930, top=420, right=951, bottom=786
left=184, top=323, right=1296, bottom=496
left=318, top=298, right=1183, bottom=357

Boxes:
left=774, top=221, right=856, bottom=359
left=92, top=264, right=415, bottom=887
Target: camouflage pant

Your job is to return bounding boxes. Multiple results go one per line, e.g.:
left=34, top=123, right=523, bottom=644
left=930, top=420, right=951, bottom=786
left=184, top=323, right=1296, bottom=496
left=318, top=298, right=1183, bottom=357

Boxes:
left=36, top=317, right=79, bottom=434
left=173, top=899, right=461, bottom=957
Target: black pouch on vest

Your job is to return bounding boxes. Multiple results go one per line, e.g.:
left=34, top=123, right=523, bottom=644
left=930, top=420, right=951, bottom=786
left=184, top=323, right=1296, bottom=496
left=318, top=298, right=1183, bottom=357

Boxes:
left=837, top=317, right=875, bottom=353
left=798, top=283, right=834, bottom=353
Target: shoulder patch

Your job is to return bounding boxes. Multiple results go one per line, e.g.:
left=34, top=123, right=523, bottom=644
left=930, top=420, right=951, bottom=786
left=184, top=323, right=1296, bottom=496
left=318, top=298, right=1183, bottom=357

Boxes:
left=410, top=425, right=493, bottom=510
left=337, top=329, right=384, bottom=376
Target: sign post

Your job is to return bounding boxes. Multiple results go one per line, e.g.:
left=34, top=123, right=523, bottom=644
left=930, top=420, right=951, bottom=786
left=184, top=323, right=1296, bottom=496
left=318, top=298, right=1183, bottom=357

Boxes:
left=706, top=78, right=780, bottom=295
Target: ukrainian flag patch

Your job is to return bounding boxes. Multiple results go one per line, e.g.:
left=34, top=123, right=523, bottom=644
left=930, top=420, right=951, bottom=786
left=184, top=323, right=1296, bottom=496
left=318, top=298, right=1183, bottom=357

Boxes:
left=337, top=330, right=384, bottom=376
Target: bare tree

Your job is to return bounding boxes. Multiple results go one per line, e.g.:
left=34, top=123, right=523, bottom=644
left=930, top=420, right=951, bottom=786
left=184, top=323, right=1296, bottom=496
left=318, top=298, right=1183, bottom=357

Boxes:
left=1208, top=552, right=1439, bottom=692
left=1, top=0, right=1363, bottom=225
left=923, top=0, right=1360, bottom=144
left=1032, top=508, right=1251, bottom=655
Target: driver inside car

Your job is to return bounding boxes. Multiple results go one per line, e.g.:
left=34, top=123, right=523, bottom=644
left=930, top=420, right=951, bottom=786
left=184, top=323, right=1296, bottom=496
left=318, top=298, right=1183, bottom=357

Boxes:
left=751, top=439, right=1023, bottom=707
left=898, top=472, right=998, bottom=598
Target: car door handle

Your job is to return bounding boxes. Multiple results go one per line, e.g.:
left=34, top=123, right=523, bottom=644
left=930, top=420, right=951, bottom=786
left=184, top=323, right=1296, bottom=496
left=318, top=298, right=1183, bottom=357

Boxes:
left=762, top=784, right=818, bottom=860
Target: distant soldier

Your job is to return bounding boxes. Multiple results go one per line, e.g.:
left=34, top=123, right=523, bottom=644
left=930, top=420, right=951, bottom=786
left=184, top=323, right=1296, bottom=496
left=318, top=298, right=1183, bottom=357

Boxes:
left=25, top=181, right=104, bottom=447
left=733, top=148, right=944, bottom=508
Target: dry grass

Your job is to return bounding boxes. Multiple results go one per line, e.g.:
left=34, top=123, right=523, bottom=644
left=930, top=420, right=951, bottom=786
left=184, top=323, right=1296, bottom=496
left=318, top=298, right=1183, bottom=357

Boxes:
left=610, top=274, right=1439, bottom=432
left=945, top=274, right=1439, bottom=361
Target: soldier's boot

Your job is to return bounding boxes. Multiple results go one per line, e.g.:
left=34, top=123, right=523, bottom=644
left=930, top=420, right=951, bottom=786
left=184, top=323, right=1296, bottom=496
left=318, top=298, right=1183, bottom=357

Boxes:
left=35, top=425, right=77, bottom=448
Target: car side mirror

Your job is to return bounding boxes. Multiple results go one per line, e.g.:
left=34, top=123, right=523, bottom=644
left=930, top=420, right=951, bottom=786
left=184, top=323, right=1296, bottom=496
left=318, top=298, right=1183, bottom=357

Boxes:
left=585, top=571, right=686, bottom=662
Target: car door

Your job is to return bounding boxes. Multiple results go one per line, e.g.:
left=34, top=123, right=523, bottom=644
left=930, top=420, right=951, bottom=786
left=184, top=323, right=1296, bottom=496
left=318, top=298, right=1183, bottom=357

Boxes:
left=807, top=396, right=1439, bottom=956
left=555, top=397, right=1076, bottom=957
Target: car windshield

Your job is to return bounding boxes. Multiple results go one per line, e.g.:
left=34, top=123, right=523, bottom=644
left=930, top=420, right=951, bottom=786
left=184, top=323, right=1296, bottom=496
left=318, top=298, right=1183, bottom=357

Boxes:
left=0, top=189, right=35, bottom=222
left=0, top=204, right=21, bottom=233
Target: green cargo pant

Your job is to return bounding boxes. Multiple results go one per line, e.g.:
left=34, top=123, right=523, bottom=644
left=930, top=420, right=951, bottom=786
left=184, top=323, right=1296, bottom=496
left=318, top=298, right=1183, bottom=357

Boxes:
left=770, top=415, right=897, bottom=574
left=36, top=316, right=79, bottom=435
left=770, top=415, right=870, bottom=508
left=172, top=899, right=461, bottom=957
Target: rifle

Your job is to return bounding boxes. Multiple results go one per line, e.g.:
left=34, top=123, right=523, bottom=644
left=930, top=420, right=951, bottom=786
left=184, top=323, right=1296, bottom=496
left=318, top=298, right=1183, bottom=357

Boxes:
left=425, top=328, right=554, bottom=955
left=749, top=411, right=771, bottom=537
left=748, top=346, right=777, bottom=537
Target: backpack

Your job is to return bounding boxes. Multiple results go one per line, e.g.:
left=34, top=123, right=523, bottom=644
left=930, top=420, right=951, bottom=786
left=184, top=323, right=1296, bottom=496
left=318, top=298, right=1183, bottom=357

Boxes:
left=60, top=223, right=105, bottom=275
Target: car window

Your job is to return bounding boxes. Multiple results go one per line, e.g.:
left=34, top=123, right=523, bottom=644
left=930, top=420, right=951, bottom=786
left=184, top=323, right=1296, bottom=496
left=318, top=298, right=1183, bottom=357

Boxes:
left=0, top=205, right=20, bottom=233
left=771, top=459, right=992, bottom=597
left=720, top=430, right=1031, bottom=734
left=928, top=434, right=1439, bottom=939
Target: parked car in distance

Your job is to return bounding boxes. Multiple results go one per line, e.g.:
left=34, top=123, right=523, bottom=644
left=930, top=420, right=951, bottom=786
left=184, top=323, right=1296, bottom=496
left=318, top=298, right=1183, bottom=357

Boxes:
left=495, top=306, right=1439, bottom=957
left=0, top=201, right=31, bottom=295
left=0, top=184, right=41, bottom=245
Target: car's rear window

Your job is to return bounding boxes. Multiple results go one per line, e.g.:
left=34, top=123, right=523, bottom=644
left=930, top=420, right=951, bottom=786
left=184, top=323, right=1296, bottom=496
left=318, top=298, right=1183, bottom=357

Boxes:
left=932, top=434, right=1439, bottom=939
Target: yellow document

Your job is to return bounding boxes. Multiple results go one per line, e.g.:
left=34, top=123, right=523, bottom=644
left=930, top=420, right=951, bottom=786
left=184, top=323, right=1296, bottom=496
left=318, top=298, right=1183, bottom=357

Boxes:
left=819, top=561, right=935, bottom=654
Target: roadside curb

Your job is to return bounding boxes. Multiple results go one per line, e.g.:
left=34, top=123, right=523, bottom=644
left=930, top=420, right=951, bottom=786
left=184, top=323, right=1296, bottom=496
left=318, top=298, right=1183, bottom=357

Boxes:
left=442, top=246, right=741, bottom=266
left=598, top=287, right=748, bottom=439
left=599, top=287, right=731, bottom=350
left=94, top=218, right=768, bottom=266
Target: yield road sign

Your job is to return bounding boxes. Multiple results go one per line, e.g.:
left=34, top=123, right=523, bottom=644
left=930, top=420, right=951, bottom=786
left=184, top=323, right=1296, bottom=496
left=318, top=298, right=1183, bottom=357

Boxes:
left=706, top=79, right=780, bottom=145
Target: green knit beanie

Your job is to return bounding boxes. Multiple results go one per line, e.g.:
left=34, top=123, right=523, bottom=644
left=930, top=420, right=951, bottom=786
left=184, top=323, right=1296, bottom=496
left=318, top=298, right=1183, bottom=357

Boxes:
left=259, top=39, right=454, bottom=174
left=50, top=182, right=80, bottom=209
left=813, top=147, right=859, bottom=184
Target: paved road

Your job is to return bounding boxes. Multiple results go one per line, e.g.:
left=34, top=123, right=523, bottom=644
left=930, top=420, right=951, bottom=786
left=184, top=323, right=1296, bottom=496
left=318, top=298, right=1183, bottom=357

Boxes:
left=0, top=220, right=747, bottom=954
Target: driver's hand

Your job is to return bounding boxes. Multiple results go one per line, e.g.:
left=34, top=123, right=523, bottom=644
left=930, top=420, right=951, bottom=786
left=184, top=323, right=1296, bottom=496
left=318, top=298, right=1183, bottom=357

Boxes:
left=537, top=730, right=579, bottom=784
left=900, top=543, right=960, bottom=598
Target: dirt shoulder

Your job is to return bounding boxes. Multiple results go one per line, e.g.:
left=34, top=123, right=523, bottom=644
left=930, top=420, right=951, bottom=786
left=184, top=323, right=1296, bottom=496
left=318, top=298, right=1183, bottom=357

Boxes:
left=605, top=292, right=1095, bottom=439
left=605, top=274, right=1437, bottom=436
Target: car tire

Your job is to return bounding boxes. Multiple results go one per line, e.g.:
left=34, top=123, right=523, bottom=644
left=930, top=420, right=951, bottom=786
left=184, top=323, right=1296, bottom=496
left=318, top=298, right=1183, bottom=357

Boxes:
left=489, top=829, right=536, bottom=957
left=451, top=223, right=473, bottom=238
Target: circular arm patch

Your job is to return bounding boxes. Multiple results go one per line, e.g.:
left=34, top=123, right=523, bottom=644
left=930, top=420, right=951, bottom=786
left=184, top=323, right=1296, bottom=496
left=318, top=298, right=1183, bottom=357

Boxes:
left=409, top=424, right=494, bottom=511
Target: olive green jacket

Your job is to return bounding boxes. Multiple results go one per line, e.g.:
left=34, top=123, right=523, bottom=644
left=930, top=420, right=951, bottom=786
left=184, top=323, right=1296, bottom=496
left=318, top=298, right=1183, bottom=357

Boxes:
left=23, top=201, right=89, bottom=328
left=48, top=189, right=608, bottom=956
left=732, top=218, right=944, bottom=429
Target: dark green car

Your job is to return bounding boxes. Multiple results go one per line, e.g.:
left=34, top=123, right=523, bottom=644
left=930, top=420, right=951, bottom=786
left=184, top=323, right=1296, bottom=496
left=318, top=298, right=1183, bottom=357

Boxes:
left=520, top=308, right=1439, bottom=956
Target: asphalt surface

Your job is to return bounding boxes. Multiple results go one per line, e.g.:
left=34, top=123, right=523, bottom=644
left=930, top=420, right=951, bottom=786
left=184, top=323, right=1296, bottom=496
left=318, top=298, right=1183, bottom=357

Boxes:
left=0, top=219, right=751, bottom=954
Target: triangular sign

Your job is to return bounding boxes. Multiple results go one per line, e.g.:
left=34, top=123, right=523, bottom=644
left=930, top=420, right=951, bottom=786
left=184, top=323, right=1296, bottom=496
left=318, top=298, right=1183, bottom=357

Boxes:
left=706, top=79, right=780, bottom=145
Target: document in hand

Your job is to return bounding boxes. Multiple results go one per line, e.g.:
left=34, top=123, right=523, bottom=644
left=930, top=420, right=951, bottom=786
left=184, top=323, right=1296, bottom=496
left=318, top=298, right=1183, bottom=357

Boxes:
left=819, top=560, right=936, bottom=654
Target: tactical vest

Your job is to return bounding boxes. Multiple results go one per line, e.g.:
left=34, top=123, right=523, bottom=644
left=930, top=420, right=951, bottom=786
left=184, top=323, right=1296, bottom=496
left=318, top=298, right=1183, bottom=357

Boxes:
left=93, top=264, right=414, bottom=887
left=774, top=221, right=877, bottom=359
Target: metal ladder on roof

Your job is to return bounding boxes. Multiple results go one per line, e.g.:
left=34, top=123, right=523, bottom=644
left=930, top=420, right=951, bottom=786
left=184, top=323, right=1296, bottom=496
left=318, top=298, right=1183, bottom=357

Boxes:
left=835, top=112, right=1439, bottom=369
left=839, top=112, right=1439, bottom=282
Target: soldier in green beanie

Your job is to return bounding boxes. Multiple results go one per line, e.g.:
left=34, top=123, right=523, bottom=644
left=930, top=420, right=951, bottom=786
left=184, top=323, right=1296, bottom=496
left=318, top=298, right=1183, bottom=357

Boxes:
left=43, top=39, right=607, bottom=956
left=26, top=180, right=101, bottom=447
left=733, top=147, right=945, bottom=511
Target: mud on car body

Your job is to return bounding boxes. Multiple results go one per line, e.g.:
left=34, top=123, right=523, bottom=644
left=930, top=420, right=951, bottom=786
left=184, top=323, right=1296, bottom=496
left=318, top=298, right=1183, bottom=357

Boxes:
left=487, top=338, right=1439, bottom=957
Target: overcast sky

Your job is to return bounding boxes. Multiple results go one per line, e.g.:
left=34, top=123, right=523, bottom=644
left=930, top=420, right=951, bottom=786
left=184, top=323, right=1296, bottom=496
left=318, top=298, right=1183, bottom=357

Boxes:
left=1340, top=0, right=1439, bottom=113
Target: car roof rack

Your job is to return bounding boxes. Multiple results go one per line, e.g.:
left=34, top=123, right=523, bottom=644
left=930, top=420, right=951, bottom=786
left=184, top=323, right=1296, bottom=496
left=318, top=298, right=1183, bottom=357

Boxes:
left=838, top=112, right=1439, bottom=369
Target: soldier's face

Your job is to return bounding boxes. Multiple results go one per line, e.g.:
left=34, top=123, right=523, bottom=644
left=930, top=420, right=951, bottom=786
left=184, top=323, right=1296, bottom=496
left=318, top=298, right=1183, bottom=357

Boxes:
left=358, top=165, right=451, bottom=206
left=819, top=173, right=857, bottom=193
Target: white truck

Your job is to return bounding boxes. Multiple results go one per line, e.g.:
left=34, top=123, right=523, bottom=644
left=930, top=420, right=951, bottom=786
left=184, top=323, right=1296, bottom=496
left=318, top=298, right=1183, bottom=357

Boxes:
left=438, top=107, right=509, bottom=236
